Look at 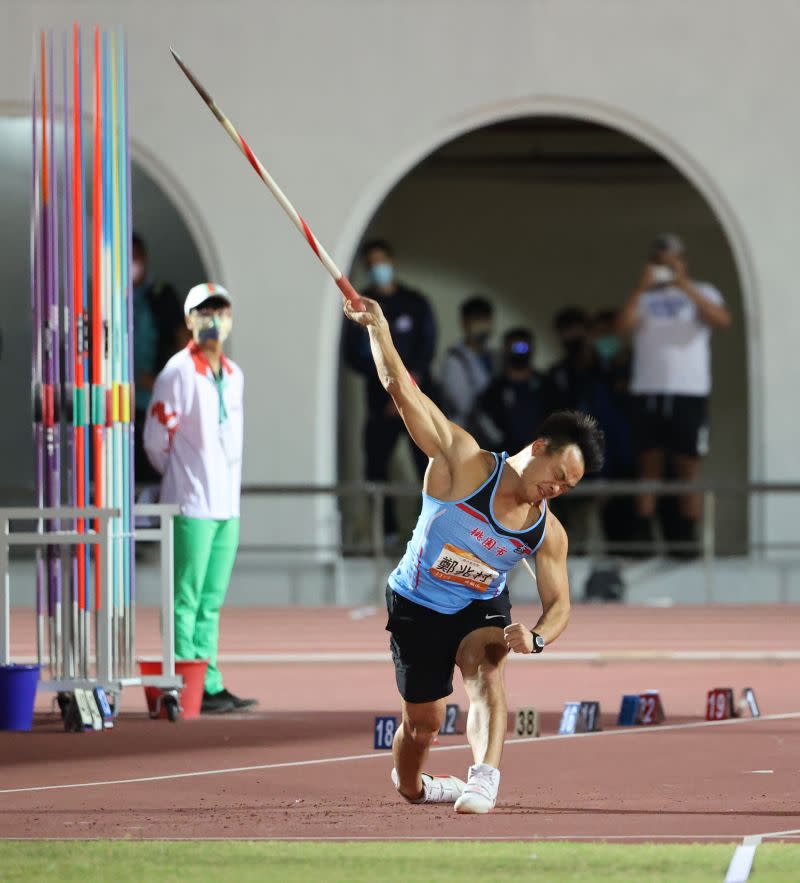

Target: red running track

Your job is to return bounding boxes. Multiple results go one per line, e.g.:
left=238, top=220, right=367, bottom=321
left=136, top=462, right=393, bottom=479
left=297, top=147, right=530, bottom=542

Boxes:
left=2, top=605, right=799, bottom=841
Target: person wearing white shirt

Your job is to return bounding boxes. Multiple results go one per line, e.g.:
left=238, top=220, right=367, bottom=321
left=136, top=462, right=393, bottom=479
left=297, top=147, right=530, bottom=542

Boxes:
left=144, top=282, right=256, bottom=715
left=617, top=234, right=731, bottom=555
left=438, top=296, right=495, bottom=428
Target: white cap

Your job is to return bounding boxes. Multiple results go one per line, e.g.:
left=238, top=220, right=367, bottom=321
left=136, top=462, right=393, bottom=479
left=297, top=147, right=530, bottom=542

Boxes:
left=184, top=282, right=232, bottom=315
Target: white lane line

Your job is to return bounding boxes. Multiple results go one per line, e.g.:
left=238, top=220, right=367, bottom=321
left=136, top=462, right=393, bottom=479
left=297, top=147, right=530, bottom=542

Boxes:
left=724, top=825, right=800, bottom=881
left=754, top=827, right=800, bottom=839
left=15, top=650, right=800, bottom=664
left=724, top=835, right=761, bottom=883
left=1, top=711, right=798, bottom=796
left=746, top=770, right=773, bottom=774
left=0, top=834, right=785, bottom=842
left=215, top=649, right=800, bottom=663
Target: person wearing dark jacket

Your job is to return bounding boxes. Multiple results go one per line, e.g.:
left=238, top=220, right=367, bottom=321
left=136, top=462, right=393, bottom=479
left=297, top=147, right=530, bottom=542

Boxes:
left=132, top=233, right=190, bottom=485
left=545, top=308, right=615, bottom=548
left=342, top=239, right=437, bottom=540
left=477, top=328, right=546, bottom=455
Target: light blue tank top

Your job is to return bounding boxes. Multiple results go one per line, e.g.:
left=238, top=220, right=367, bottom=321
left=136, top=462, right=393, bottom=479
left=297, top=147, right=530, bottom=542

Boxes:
left=388, top=452, right=548, bottom=614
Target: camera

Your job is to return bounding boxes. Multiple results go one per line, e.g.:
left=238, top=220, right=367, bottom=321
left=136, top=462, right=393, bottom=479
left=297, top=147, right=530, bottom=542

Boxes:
left=650, top=265, right=674, bottom=285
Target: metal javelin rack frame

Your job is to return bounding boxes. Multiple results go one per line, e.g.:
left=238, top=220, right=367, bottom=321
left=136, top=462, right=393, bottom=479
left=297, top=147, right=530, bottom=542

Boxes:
left=0, top=504, right=182, bottom=709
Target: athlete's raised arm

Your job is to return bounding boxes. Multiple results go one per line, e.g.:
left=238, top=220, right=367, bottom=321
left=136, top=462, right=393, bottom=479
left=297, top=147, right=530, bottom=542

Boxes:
left=344, top=296, right=477, bottom=468
left=504, top=510, right=571, bottom=652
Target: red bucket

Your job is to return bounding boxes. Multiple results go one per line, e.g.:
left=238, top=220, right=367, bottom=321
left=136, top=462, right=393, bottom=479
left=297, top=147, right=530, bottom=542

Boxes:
left=138, top=659, right=208, bottom=720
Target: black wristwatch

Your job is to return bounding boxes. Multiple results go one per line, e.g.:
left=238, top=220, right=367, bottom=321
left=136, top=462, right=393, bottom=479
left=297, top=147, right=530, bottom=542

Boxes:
left=530, top=631, right=545, bottom=654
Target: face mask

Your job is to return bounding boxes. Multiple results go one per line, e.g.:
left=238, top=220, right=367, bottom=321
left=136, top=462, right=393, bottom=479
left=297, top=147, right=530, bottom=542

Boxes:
left=189, top=311, right=232, bottom=345
left=594, top=335, right=620, bottom=360
left=508, top=354, right=530, bottom=371
left=131, top=260, right=145, bottom=287
left=468, top=329, right=490, bottom=348
left=369, top=262, right=394, bottom=288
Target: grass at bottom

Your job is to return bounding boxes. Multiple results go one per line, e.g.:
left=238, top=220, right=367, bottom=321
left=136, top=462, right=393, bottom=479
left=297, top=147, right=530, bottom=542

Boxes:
left=2, top=840, right=799, bottom=882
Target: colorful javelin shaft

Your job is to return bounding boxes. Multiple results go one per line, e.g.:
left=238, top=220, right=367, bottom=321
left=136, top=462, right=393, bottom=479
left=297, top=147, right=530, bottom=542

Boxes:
left=170, top=48, right=363, bottom=310
left=63, top=32, right=77, bottom=677
left=72, top=23, right=90, bottom=675
left=118, top=30, right=134, bottom=676
left=31, top=48, right=46, bottom=671
left=109, top=31, right=125, bottom=675
left=91, top=26, right=104, bottom=639
left=43, top=31, right=64, bottom=677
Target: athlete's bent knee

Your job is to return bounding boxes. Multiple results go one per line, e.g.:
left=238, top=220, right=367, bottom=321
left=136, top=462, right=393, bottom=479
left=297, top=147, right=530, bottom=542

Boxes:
left=403, top=711, right=443, bottom=747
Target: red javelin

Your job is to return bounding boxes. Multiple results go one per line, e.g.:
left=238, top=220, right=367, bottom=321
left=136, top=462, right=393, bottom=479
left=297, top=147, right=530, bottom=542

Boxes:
left=170, top=48, right=363, bottom=310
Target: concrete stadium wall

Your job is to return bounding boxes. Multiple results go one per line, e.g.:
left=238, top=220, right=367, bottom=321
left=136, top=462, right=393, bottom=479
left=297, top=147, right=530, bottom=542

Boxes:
left=1, top=0, right=797, bottom=562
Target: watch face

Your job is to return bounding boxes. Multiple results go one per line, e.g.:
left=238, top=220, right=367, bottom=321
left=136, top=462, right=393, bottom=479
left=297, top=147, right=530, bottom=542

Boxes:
left=534, top=635, right=545, bottom=649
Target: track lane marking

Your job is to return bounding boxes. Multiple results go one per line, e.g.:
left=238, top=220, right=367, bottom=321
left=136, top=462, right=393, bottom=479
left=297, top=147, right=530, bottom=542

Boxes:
left=724, top=841, right=758, bottom=883
left=14, top=649, right=800, bottom=664
left=2, top=834, right=800, bottom=842
left=1, top=711, right=798, bottom=796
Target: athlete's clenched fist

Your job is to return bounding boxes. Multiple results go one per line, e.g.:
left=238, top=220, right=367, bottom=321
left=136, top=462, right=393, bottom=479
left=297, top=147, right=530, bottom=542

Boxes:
left=503, top=623, right=534, bottom=654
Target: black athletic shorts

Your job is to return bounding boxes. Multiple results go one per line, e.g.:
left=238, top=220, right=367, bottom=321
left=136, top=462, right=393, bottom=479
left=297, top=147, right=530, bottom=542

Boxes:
left=385, top=586, right=512, bottom=704
left=631, top=394, right=710, bottom=458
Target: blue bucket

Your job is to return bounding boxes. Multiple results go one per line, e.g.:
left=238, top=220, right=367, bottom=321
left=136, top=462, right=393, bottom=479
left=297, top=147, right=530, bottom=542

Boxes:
left=0, top=664, right=40, bottom=731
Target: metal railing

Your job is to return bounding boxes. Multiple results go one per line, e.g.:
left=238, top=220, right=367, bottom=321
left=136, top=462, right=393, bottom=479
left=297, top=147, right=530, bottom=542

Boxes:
left=0, top=504, right=182, bottom=703
left=239, top=480, right=800, bottom=603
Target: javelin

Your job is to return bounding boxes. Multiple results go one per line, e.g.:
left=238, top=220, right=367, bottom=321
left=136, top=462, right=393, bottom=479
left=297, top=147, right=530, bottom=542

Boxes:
left=170, top=48, right=363, bottom=310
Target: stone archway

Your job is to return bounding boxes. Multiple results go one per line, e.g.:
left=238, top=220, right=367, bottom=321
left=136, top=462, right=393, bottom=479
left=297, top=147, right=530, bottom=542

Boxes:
left=325, top=97, right=757, bottom=552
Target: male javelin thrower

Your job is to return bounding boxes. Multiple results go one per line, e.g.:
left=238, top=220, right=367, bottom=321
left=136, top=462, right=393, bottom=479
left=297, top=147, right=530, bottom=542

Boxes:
left=170, top=45, right=604, bottom=812
left=344, top=296, right=604, bottom=814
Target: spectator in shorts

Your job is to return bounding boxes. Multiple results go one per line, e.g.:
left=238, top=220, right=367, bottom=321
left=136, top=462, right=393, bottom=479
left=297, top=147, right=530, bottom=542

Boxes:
left=342, top=239, right=437, bottom=542
left=617, top=234, right=731, bottom=555
left=438, top=296, right=495, bottom=427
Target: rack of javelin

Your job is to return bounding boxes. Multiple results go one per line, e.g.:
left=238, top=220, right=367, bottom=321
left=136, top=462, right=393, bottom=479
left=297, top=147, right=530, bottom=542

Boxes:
left=0, top=504, right=181, bottom=707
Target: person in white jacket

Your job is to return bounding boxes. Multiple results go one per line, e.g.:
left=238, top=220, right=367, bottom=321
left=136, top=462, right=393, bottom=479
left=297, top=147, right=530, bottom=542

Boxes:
left=144, top=282, right=255, bottom=715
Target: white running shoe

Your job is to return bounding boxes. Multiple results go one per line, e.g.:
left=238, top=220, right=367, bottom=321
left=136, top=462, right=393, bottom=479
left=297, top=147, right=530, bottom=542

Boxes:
left=454, top=763, right=500, bottom=814
left=391, top=768, right=466, bottom=804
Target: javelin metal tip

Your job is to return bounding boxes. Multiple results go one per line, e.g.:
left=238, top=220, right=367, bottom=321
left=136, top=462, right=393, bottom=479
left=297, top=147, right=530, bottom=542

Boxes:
left=169, top=47, right=212, bottom=106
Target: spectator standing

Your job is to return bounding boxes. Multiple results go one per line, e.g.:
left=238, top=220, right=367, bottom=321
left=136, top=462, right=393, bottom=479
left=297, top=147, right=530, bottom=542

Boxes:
left=590, top=310, right=637, bottom=552
left=477, top=328, right=546, bottom=454
left=132, top=233, right=190, bottom=486
left=591, top=309, right=631, bottom=398
left=545, top=308, right=599, bottom=414
left=545, top=308, right=624, bottom=548
left=342, top=239, right=437, bottom=541
left=438, top=296, right=495, bottom=427
left=144, top=283, right=256, bottom=715
left=617, top=234, right=731, bottom=555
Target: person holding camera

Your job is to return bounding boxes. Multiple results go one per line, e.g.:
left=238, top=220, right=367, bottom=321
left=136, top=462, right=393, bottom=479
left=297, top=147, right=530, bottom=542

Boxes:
left=476, top=328, right=546, bottom=455
left=617, top=234, right=731, bottom=556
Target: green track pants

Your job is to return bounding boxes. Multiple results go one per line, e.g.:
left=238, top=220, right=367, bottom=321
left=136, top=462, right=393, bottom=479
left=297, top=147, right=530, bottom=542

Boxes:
left=173, top=515, right=240, bottom=694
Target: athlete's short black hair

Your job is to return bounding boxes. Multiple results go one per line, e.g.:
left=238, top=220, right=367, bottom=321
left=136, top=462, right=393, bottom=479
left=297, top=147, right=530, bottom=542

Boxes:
left=536, top=410, right=605, bottom=474
left=361, top=238, right=394, bottom=259
left=460, top=296, right=493, bottom=321
left=132, top=232, right=146, bottom=254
